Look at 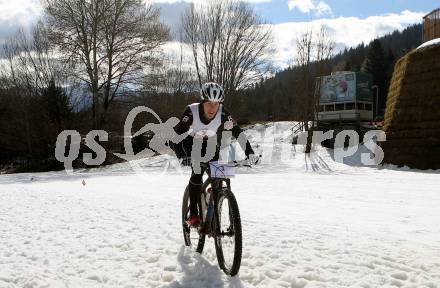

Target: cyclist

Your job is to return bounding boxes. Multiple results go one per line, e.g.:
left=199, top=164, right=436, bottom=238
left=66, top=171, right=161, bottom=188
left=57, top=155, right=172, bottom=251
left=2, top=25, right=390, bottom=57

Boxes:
left=170, top=82, right=258, bottom=227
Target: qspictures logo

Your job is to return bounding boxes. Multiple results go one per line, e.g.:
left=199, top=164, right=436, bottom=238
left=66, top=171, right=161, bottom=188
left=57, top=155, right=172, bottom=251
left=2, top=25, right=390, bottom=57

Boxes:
left=54, top=106, right=386, bottom=175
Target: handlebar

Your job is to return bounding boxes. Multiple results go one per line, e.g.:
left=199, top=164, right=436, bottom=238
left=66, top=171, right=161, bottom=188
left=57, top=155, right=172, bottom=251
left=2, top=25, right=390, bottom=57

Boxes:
left=182, top=155, right=262, bottom=169
left=199, top=161, right=251, bottom=169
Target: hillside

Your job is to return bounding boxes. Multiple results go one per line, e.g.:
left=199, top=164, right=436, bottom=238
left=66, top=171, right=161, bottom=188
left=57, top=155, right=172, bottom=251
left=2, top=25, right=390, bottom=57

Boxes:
left=245, top=24, right=423, bottom=121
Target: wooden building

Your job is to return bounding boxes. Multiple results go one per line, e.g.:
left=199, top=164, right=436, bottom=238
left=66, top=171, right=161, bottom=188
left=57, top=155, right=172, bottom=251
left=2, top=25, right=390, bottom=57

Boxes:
left=423, top=8, right=440, bottom=42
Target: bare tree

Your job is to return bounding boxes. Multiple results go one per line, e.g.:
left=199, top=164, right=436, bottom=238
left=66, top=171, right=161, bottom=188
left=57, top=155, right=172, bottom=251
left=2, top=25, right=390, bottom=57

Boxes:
left=295, top=30, right=314, bottom=128
left=295, top=26, right=334, bottom=153
left=1, top=34, right=34, bottom=160
left=148, top=36, right=199, bottom=95
left=44, top=0, right=170, bottom=128
left=1, top=22, right=75, bottom=94
left=168, top=39, right=199, bottom=95
left=182, top=0, right=273, bottom=101
left=0, top=23, right=76, bottom=161
left=313, top=27, right=335, bottom=123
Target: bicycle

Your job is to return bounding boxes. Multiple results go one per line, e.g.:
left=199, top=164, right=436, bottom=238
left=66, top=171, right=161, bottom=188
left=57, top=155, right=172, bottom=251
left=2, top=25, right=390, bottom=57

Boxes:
left=181, top=161, right=248, bottom=276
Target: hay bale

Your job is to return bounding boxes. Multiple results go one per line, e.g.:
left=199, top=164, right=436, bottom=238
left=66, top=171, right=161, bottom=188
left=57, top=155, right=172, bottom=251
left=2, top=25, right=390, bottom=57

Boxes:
left=383, top=43, right=440, bottom=170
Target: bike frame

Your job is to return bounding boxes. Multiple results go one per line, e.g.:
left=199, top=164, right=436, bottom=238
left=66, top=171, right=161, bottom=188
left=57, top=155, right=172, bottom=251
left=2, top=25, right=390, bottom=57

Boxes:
left=199, top=163, right=232, bottom=237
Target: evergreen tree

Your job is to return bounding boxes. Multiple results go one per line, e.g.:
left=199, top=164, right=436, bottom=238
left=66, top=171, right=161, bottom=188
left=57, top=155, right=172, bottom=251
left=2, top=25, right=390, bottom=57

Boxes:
left=386, top=48, right=396, bottom=79
left=362, top=39, right=387, bottom=116
left=344, top=59, right=352, bottom=71
left=360, top=57, right=372, bottom=73
left=42, top=79, right=71, bottom=133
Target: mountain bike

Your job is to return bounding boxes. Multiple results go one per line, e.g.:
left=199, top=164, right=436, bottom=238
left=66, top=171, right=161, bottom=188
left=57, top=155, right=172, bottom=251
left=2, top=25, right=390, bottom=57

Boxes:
left=181, top=161, right=247, bottom=276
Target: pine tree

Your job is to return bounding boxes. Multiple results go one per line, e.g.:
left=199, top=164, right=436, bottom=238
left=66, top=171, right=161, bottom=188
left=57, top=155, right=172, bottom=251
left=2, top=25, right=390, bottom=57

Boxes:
left=344, top=59, right=352, bottom=71
left=42, top=79, right=71, bottom=133
left=362, top=39, right=387, bottom=115
left=360, top=57, right=372, bottom=73
left=386, top=48, right=396, bottom=79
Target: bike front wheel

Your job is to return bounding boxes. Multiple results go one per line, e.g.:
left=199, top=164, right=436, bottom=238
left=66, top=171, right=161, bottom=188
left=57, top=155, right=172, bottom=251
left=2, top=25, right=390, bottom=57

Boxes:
left=214, top=189, right=242, bottom=276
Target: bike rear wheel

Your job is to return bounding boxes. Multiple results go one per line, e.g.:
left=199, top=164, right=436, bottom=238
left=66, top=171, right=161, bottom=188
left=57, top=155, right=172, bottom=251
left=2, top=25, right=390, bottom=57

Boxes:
left=214, top=189, right=242, bottom=276
left=182, top=186, right=205, bottom=253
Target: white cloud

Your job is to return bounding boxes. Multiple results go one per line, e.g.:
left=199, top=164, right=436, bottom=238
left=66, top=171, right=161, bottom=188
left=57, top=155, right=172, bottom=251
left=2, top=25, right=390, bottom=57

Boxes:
left=0, top=0, right=42, bottom=21
left=150, top=0, right=271, bottom=3
left=0, top=0, right=42, bottom=19
left=0, top=0, right=43, bottom=45
left=149, top=0, right=198, bottom=3
left=287, top=0, right=314, bottom=13
left=287, top=0, right=332, bottom=16
left=161, top=41, right=196, bottom=71
left=315, top=1, right=332, bottom=16
left=267, top=10, right=425, bottom=69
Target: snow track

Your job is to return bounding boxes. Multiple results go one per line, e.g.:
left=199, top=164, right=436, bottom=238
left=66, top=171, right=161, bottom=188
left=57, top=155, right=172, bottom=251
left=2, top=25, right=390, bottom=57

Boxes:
left=1, top=122, right=439, bottom=287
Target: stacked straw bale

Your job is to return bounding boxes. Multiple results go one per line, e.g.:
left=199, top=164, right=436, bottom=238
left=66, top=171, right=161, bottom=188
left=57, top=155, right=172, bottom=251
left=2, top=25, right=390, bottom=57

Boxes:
left=383, top=42, right=440, bottom=169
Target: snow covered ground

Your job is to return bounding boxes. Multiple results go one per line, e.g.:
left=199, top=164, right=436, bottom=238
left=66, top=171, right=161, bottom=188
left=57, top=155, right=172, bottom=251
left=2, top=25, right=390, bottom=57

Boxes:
left=1, top=122, right=439, bottom=288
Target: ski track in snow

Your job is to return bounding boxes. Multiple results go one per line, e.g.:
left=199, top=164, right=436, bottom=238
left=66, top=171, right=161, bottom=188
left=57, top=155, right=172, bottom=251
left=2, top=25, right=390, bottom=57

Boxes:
left=0, top=122, right=439, bottom=288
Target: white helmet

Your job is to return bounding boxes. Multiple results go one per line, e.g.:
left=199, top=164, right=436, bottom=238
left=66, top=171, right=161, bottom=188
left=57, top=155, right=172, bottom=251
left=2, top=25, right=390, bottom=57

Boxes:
left=200, top=82, right=224, bottom=102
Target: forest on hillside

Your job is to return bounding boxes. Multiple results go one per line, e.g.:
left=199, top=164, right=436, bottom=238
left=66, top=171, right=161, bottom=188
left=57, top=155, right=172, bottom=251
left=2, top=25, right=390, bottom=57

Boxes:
left=242, top=24, right=423, bottom=122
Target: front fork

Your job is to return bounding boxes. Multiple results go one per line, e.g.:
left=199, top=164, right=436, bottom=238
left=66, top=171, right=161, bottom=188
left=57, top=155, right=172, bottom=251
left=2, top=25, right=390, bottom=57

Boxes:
left=203, top=179, right=231, bottom=236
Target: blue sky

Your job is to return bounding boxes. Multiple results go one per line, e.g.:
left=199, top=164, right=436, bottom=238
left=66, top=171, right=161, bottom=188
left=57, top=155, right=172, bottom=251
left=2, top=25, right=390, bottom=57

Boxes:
left=252, top=0, right=437, bottom=24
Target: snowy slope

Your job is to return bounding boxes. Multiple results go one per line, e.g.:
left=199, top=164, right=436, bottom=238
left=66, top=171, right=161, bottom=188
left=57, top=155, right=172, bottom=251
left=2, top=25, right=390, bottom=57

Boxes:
left=417, top=38, right=440, bottom=50
left=1, top=122, right=439, bottom=288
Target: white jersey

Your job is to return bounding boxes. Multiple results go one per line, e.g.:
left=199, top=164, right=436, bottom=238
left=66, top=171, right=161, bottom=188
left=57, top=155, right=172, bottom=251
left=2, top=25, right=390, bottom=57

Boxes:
left=188, top=103, right=223, bottom=139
